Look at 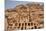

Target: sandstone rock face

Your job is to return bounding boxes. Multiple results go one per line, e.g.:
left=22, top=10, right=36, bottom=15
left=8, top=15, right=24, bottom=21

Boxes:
left=5, top=2, right=44, bottom=31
